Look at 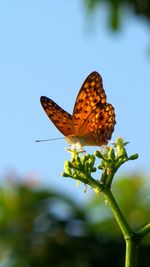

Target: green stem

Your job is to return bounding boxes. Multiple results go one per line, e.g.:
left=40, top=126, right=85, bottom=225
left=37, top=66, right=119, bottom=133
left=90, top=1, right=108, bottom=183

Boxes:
left=88, top=175, right=104, bottom=190
left=102, top=188, right=132, bottom=238
left=102, top=188, right=140, bottom=267
left=105, top=169, right=116, bottom=188
left=125, top=237, right=139, bottom=267
left=136, top=223, right=150, bottom=239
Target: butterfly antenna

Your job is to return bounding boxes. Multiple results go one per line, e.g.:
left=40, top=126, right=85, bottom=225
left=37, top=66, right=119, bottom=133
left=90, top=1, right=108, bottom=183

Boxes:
left=35, top=137, right=65, bottom=142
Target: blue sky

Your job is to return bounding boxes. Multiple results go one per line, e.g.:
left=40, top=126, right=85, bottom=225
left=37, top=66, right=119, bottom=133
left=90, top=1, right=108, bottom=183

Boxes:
left=0, top=1, right=149, bottom=200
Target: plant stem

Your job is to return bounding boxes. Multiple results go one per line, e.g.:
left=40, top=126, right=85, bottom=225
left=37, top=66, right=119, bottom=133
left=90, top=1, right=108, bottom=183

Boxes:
left=136, top=223, right=150, bottom=239
left=102, top=188, right=132, bottom=238
left=102, top=188, right=139, bottom=267
left=125, top=238, right=139, bottom=267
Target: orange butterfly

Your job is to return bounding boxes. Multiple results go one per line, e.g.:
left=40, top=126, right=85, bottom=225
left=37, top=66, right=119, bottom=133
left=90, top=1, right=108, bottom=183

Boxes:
left=40, top=71, right=116, bottom=148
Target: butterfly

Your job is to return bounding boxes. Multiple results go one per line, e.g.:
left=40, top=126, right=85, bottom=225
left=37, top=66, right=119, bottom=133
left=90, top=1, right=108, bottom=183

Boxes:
left=40, top=71, right=116, bottom=148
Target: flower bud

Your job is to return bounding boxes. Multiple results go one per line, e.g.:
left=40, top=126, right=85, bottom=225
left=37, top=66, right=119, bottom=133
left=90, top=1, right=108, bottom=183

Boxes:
left=108, top=147, right=115, bottom=160
left=129, top=154, right=138, bottom=160
left=94, top=150, right=103, bottom=158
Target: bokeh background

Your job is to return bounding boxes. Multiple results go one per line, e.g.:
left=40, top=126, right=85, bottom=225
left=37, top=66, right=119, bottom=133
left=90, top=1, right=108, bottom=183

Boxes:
left=0, top=1, right=150, bottom=266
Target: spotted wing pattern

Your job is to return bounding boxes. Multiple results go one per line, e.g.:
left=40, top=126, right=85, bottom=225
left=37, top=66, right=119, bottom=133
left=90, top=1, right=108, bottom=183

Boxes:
left=40, top=71, right=116, bottom=147
left=40, top=96, right=73, bottom=136
left=72, top=72, right=115, bottom=145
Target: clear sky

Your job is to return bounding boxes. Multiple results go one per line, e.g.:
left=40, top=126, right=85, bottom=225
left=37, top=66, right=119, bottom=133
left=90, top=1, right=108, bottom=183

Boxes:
left=0, top=1, right=149, bottom=200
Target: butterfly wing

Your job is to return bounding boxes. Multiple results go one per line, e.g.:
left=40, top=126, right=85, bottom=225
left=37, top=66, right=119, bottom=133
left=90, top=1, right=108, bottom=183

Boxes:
left=72, top=72, right=115, bottom=145
left=40, top=96, right=73, bottom=136
left=75, top=103, right=115, bottom=146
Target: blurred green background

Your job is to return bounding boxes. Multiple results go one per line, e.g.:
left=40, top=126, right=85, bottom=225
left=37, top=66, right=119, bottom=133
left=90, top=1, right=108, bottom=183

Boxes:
left=0, top=174, right=149, bottom=267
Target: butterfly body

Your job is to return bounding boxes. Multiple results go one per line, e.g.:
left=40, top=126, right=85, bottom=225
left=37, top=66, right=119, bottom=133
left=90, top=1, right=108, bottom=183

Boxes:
left=40, top=72, right=116, bottom=147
